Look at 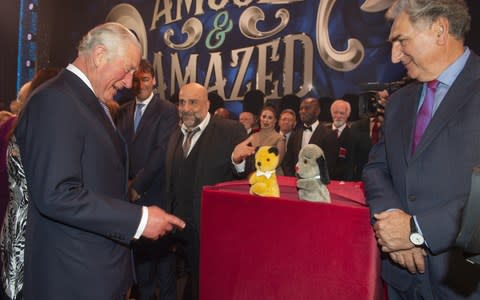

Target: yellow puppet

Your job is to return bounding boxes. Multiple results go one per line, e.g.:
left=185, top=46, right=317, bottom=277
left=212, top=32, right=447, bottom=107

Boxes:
left=249, top=146, right=280, bottom=197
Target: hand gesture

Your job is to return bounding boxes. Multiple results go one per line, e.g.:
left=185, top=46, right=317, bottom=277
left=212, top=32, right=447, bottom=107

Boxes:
left=142, top=206, right=186, bottom=240
left=232, top=137, right=256, bottom=164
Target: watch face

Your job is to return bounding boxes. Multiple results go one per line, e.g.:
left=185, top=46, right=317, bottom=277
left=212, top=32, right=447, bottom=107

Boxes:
left=410, top=233, right=425, bottom=246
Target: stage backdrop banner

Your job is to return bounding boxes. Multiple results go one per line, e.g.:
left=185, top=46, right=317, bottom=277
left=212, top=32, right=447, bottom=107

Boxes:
left=39, top=0, right=404, bottom=101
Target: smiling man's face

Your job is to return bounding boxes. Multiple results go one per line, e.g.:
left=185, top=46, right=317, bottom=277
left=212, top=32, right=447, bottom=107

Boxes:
left=93, top=44, right=141, bottom=103
left=389, top=12, right=440, bottom=82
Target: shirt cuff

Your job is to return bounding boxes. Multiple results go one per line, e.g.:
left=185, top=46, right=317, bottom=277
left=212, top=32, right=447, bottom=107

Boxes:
left=133, top=206, right=149, bottom=239
left=232, top=157, right=245, bottom=173
left=413, top=215, right=429, bottom=247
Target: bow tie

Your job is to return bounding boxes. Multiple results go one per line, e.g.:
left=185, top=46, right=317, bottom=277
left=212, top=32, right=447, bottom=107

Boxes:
left=255, top=170, right=275, bottom=179
left=303, top=124, right=313, bottom=131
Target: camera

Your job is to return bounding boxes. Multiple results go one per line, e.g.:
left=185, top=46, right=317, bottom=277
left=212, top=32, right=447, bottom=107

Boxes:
left=358, top=77, right=413, bottom=117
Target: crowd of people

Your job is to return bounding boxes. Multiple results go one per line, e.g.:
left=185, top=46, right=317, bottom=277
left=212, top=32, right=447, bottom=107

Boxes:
left=0, top=0, right=479, bottom=299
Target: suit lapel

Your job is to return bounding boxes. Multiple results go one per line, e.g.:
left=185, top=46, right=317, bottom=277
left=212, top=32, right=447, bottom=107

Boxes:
left=123, top=101, right=135, bottom=142
left=411, top=55, right=480, bottom=160
left=166, top=129, right=182, bottom=179
left=292, top=129, right=303, bottom=155
left=62, top=70, right=126, bottom=164
left=194, top=118, right=215, bottom=170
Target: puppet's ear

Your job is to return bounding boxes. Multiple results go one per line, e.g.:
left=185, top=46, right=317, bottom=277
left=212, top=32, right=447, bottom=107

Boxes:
left=317, top=155, right=330, bottom=184
left=268, top=146, right=279, bottom=156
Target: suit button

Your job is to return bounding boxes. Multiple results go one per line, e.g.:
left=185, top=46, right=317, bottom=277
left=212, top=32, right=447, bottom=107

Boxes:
left=408, top=195, right=416, bottom=201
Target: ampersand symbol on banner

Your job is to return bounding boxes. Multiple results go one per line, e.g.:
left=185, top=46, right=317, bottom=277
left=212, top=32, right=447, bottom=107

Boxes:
left=206, top=11, right=233, bottom=50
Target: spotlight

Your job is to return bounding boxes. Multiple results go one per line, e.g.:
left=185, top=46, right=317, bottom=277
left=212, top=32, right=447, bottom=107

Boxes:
left=26, top=32, right=35, bottom=41
left=27, top=3, right=37, bottom=11
left=25, top=59, right=35, bottom=68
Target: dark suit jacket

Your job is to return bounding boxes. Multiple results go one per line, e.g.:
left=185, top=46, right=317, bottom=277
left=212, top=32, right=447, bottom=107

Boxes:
left=116, top=95, right=178, bottom=208
left=282, top=123, right=338, bottom=177
left=330, top=126, right=354, bottom=181
left=363, top=52, right=480, bottom=298
left=16, top=69, right=142, bottom=300
left=350, top=117, right=373, bottom=181
left=165, top=116, right=247, bottom=228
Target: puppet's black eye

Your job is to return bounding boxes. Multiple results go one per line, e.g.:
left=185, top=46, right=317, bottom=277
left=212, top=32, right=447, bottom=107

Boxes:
left=267, top=158, right=270, bottom=162
left=304, top=159, right=307, bottom=163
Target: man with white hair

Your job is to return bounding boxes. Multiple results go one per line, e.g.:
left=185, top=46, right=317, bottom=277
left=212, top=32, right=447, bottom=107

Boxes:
left=329, top=99, right=354, bottom=180
left=11, top=23, right=185, bottom=300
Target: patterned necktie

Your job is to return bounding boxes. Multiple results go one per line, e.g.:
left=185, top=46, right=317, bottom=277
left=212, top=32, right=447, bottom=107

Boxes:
left=134, top=103, right=145, bottom=133
left=412, top=80, right=439, bottom=153
left=182, top=127, right=200, bottom=157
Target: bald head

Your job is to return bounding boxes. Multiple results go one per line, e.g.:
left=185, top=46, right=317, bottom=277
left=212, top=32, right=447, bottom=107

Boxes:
left=178, top=83, right=210, bottom=129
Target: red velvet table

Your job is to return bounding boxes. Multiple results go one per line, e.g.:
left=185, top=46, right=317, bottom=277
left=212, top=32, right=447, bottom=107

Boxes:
left=199, top=176, right=383, bottom=300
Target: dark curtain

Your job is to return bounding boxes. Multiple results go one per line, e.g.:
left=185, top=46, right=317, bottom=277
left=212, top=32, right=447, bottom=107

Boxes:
left=466, top=0, right=480, bottom=55
left=0, top=0, right=20, bottom=110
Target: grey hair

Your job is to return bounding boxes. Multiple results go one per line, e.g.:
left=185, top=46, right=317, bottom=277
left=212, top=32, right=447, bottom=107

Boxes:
left=331, top=99, right=351, bottom=115
left=77, top=22, right=141, bottom=61
left=386, top=0, right=471, bottom=40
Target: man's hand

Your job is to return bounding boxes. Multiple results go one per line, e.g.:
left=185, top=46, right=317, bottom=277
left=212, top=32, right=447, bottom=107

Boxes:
left=142, top=206, right=186, bottom=240
left=128, top=180, right=141, bottom=202
left=232, top=138, right=256, bottom=164
left=374, top=209, right=413, bottom=252
left=129, top=188, right=141, bottom=202
left=389, top=247, right=427, bottom=274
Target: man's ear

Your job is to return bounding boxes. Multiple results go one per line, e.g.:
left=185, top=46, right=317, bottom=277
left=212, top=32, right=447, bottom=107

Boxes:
left=317, top=155, right=330, bottom=184
left=92, top=45, right=108, bottom=68
left=432, top=17, right=449, bottom=45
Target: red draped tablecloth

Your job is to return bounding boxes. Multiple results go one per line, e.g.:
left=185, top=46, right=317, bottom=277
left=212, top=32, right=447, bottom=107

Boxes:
left=200, top=176, right=383, bottom=300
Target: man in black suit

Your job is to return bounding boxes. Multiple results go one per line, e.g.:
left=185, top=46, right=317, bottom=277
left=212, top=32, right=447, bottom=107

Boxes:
left=14, top=23, right=185, bottom=300
left=116, top=59, right=179, bottom=300
left=282, top=97, right=338, bottom=177
left=165, top=83, right=253, bottom=299
left=329, top=99, right=354, bottom=181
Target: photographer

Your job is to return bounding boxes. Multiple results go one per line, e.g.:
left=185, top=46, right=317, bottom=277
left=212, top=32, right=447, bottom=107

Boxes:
left=349, top=89, right=389, bottom=180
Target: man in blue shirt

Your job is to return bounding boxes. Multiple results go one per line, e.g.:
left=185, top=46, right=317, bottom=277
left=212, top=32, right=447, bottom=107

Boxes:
left=363, top=0, right=480, bottom=299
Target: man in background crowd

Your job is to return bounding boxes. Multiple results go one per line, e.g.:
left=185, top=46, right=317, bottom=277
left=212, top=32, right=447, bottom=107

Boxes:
left=117, top=59, right=179, bottom=300
left=278, top=108, right=296, bottom=150
left=239, top=111, right=257, bottom=135
left=282, top=97, right=338, bottom=177
left=329, top=99, right=354, bottom=181
left=165, top=82, right=253, bottom=299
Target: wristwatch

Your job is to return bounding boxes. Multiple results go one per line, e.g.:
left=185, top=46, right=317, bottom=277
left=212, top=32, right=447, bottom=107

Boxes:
left=409, top=216, right=425, bottom=246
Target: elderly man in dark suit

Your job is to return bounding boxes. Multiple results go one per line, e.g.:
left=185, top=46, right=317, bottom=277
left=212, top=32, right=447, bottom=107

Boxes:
left=329, top=99, right=354, bottom=181
left=165, top=82, right=253, bottom=300
left=116, top=59, right=179, bottom=300
left=363, top=0, right=480, bottom=298
left=282, top=97, right=338, bottom=177
left=13, top=23, right=184, bottom=300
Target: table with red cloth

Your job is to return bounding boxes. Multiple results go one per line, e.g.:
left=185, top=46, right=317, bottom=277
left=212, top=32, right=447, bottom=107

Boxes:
left=199, top=176, right=383, bottom=300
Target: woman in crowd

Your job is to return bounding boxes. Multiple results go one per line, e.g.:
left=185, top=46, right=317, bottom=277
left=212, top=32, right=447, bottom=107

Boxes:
left=243, top=105, right=285, bottom=175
